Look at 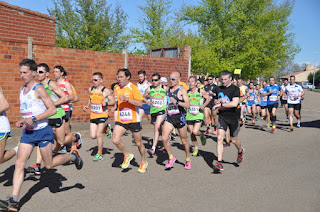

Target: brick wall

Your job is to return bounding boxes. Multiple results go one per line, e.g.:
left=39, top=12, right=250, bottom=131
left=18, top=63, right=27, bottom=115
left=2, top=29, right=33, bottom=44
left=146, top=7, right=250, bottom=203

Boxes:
left=0, top=1, right=56, bottom=46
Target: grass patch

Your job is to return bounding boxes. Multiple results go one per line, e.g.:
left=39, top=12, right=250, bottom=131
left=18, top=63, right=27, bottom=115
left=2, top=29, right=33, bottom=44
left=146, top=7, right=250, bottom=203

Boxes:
left=312, top=89, right=320, bottom=93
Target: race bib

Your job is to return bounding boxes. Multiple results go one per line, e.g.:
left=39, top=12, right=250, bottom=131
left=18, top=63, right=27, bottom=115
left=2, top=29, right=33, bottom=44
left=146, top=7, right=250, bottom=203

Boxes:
left=270, top=95, right=277, bottom=102
left=248, top=96, right=254, bottom=101
left=262, top=96, right=268, bottom=102
left=91, top=103, right=102, bottom=114
left=282, top=95, right=287, bottom=100
left=289, top=93, right=298, bottom=101
left=152, top=98, right=163, bottom=109
left=119, top=108, right=133, bottom=122
left=189, top=105, right=199, bottom=115
left=167, top=103, right=179, bottom=116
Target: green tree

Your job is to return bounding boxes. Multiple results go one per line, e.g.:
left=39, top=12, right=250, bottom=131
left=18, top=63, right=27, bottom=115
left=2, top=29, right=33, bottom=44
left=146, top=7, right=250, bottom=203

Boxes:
left=181, top=0, right=300, bottom=79
left=48, top=0, right=129, bottom=52
left=308, top=70, right=320, bottom=86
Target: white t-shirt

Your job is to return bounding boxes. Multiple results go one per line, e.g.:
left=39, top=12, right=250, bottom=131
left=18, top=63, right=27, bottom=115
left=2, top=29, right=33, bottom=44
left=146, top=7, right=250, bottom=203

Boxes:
left=281, top=84, right=288, bottom=100
left=284, top=83, right=303, bottom=104
left=0, top=86, right=10, bottom=133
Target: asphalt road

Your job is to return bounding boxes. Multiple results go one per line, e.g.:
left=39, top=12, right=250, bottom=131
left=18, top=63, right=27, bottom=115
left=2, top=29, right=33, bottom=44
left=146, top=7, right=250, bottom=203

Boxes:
left=1, top=91, right=319, bottom=212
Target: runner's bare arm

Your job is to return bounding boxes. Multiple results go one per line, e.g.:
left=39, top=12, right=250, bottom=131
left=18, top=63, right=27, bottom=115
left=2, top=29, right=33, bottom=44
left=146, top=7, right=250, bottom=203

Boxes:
left=173, top=88, right=190, bottom=109
left=50, top=81, right=69, bottom=106
left=143, top=87, right=150, bottom=103
left=239, top=94, right=246, bottom=102
left=0, top=89, right=10, bottom=114
left=64, top=81, right=75, bottom=102
left=300, top=89, right=305, bottom=97
left=70, top=85, right=79, bottom=103
left=120, top=95, right=143, bottom=107
left=103, top=88, right=115, bottom=106
left=200, top=89, right=211, bottom=108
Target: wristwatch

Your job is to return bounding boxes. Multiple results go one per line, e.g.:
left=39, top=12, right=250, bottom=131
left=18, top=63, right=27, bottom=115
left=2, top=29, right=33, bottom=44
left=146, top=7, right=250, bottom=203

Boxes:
left=32, top=116, right=37, bottom=123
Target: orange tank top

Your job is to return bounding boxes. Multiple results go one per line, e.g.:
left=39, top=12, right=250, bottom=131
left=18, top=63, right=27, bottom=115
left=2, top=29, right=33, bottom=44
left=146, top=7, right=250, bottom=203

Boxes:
left=59, top=80, right=70, bottom=111
left=90, top=86, right=108, bottom=119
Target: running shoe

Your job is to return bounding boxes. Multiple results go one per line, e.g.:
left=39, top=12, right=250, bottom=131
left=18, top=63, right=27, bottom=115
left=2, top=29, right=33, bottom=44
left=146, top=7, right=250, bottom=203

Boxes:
left=171, top=132, right=177, bottom=138
left=290, top=125, right=294, bottom=131
left=256, top=118, right=259, bottom=122
left=147, top=148, right=155, bottom=156
left=237, top=148, right=245, bottom=163
left=105, top=124, right=112, bottom=139
left=192, top=148, right=199, bottom=156
left=184, top=160, right=191, bottom=170
left=121, top=153, right=134, bottom=169
left=215, top=161, right=224, bottom=170
left=205, top=127, right=211, bottom=135
left=165, top=156, right=176, bottom=168
left=70, top=147, right=78, bottom=155
left=271, top=125, right=276, bottom=133
left=60, top=145, right=67, bottom=153
left=200, top=132, right=206, bottom=146
left=213, top=127, right=217, bottom=135
left=72, top=150, right=84, bottom=170
left=137, top=162, right=148, bottom=173
left=286, top=118, right=289, bottom=122
left=7, top=197, right=19, bottom=212
left=75, top=133, right=82, bottom=149
left=223, top=141, right=231, bottom=147
left=93, top=153, right=103, bottom=161
left=239, top=120, right=243, bottom=127
left=31, top=164, right=41, bottom=175
left=267, top=123, right=270, bottom=129
left=297, top=122, right=301, bottom=128
left=252, top=120, right=255, bottom=124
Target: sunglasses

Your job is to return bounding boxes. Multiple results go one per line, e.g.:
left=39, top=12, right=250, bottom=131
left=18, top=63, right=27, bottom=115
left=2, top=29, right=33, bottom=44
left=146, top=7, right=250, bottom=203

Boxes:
left=152, top=79, right=159, bottom=82
left=169, top=78, right=177, bottom=81
left=208, top=78, right=213, bottom=80
left=92, top=79, right=100, bottom=82
left=37, top=70, right=46, bottom=74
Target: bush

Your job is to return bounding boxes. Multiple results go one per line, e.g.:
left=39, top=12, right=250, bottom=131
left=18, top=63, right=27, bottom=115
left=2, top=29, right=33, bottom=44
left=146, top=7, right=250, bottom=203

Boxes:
left=308, top=70, right=320, bottom=86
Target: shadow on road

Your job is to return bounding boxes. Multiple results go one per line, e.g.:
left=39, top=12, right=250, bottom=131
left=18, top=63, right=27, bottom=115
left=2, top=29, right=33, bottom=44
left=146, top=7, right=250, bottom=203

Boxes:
left=111, top=153, right=139, bottom=172
left=87, top=146, right=113, bottom=156
left=0, top=165, right=15, bottom=187
left=301, top=119, right=320, bottom=129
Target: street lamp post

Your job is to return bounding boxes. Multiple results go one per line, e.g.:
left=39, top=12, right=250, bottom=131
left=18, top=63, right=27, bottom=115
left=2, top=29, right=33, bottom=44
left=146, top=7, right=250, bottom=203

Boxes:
left=313, top=52, right=318, bottom=90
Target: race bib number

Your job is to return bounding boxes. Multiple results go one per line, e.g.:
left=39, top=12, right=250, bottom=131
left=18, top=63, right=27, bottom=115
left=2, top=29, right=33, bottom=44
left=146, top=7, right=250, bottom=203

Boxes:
left=91, top=103, right=102, bottom=114
left=248, top=96, right=254, bottom=101
left=119, top=108, right=133, bottom=122
left=167, top=103, right=179, bottom=116
left=189, top=105, right=199, bottom=115
left=289, top=93, right=298, bottom=101
left=262, top=96, right=268, bottom=102
left=270, top=95, right=277, bottom=102
left=282, top=95, right=287, bottom=100
left=152, top=98, right=163, bottom=109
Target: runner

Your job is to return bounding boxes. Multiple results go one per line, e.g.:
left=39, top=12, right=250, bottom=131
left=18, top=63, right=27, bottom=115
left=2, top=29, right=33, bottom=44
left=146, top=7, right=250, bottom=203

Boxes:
left=263, top=76, right=282, bottom=133
left=260, top=81, right=270, bottom=128
left=112, top=69, right=147, bottom=173
left=83, top=72, right=115, bottom=161
left=159, top=77, right=167, bottom=86
left=143, top=73, right=168, bottom=156
left=204, top=75, right=219, bottom=134
left=284, top=75, right=304, bottom=131
left=161, top=71, right=191, bottom=170
left=137, top=70, right=151, bottom=122
left=0, top=86, right=18, bottom=164
left=237, top=78, right=247, bottom=125
left=281, top=79, right=289, bottom=122
left=186, top=76, right=211, bottom=156
left=246, top=82, right=258, bottom=124
left=6, top=59, right=83, bottom=211
left=213, top=71, right=244, bottom=171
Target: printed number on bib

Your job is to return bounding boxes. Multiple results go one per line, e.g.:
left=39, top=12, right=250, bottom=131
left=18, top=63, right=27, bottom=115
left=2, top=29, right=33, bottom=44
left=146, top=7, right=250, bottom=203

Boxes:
left=91, top=103, right=102, bottom=114
left=152, top=98, right=163, bottom=108
left=289, top=93, right=298, bottom=101
left=248, top=96, right=254, bottom=101
left=270, top=95, right=277, bottom=102
left=167, top=103, right=179, bottom=116
left=189, top=105, right=199, bottom=115
left=119, top=108, right=133, bottom=122
left=262, top=96, right=268, bottom=102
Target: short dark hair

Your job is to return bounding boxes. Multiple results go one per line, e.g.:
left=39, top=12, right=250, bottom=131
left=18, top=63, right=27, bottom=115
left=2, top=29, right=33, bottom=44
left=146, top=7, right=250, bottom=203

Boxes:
left=93, top=72, right=103, bottom=79
left=37, top=63, right=50, bottom=72
left=189, top=76, right=197, bottom=81
left=289, top=75, right=295, bottom=79
left=118, top=68, right=131, bottom=79
left=152, top=73, right=161, bottom=79
left=138, top=70, right=146, bottom=76
left=208, top=75, right=214, bottom=79
left=221, top=70, right=232, bottom=78
left=237, top=77, right=242, bottom=81
left=20, top=59, right=37, bottom=71
left=269, top=76, right=275, bottom=80
left=54, top=65, right=65, bottom=73
left=284, top=78, right=288, bottom=81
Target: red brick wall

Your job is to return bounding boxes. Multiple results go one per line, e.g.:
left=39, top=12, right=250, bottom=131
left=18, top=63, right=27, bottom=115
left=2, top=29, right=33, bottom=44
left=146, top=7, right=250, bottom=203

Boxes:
left=0, top=1, right=56, bottom=46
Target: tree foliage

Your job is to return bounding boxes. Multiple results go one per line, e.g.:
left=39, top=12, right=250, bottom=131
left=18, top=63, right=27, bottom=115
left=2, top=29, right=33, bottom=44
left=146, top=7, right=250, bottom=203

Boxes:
left=308, top=70, right=320, bottom=86
left=181, top=0, right=300, bottom=79
left=48, top=0, right=129, bottom=52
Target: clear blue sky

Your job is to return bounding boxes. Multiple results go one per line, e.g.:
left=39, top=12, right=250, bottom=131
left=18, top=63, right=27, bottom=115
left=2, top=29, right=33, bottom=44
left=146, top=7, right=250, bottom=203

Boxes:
left=3, top=0, right=320, bottom=66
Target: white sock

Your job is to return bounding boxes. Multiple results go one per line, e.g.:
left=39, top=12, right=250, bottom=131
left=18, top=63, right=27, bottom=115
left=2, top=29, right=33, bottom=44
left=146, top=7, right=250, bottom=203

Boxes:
left=13, top=146, right=19, bottom=153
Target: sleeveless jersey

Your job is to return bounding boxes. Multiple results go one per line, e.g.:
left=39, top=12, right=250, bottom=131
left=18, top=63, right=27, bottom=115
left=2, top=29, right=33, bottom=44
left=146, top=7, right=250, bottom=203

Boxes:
left=247, top=89, right=256, bottom=103
left=90, top=86, right=108, bottom=119
left=20, top=83, right=48, bottom=130
left=137, top=81, right=150, bottom=95
left=166, top=86, right=184, bottom=117
left=0, top=87, right=10, bottom=133
left=58, top=80, right=70, bottom=111
left=44, top=79, right=65, bottom=119
left=240, top=85, right=247, bottom=103
left=186, top=89, right=204, bottom=121
left=260, top=88, right=268, bottom=107
left=150, top=85, right=166, bottom=114
left=281, top=85, right=288, bottom=100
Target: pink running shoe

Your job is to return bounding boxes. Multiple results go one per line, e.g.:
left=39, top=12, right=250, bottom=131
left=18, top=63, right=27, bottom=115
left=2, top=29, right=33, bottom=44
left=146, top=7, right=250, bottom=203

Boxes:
left=184, top=160, right=191, bottom=170
left=165, top=156, right=176, bottom=168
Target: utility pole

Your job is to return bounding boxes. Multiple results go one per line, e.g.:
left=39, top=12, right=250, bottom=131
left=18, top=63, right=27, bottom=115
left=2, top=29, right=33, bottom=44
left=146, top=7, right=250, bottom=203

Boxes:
left=313, top=52, right=318, bottom=89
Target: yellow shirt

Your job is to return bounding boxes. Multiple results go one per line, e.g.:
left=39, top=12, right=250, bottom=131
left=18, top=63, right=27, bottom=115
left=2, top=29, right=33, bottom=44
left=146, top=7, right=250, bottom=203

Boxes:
left=90, top=87, right=108, bottom=119
left=179, top=81, right=189, bottom=90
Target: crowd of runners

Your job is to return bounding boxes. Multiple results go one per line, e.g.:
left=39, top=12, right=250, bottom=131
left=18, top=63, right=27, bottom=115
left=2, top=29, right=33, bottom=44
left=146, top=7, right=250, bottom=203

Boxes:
left=0, top=59, right=305, bottom=211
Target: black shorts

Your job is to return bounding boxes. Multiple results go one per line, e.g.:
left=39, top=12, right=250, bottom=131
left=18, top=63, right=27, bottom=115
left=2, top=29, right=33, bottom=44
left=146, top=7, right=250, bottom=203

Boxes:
left=90, top=118, right=108, bottom=124
left=267, top=103, right=278, bottom=113
left=186, top=119, right=202, bottom=125
left=260, top=106, right=267, bottom=109
left=151, top=110, right=166, bottom=123
left=165, top=115, right=186, bottom=129
left=205, top=100, right=215, bottom=110
left=281, top=99, right=288, bottom=105
left=48, top=117, right=64, bottom=128
left=115, top=122, right=142, bottom=133
left=288, top=103, right=301, bottom=111
left=218, top=117, right=240, bottom=137
left=236, top=107, right=241, bottom=120
left=63, top=110, right=71, bottom=122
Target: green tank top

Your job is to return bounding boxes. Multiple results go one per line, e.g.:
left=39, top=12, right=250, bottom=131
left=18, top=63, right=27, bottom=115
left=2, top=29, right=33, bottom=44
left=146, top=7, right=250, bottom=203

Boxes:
left=150, top=85, right=167, bottom=114
left=44, top=80, right=66, bottom=118
left=186, top=89, right=204, bottom=121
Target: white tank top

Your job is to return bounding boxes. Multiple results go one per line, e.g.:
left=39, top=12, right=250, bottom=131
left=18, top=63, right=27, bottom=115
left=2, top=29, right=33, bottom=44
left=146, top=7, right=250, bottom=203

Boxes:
left=137, top=81, right=149, bottom=95
left=20, top=83, right=48, bottom=130
left=0, top=87, right=10, bottom=133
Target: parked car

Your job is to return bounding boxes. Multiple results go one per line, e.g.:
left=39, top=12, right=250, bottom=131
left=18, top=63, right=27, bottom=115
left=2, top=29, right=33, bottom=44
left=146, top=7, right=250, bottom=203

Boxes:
left=302, top=82, right=315, bottom=89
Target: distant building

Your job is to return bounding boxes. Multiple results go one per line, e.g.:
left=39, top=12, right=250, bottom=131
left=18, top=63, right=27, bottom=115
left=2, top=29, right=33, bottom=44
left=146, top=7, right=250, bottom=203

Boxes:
left=280, top=64, right=320, bottom=83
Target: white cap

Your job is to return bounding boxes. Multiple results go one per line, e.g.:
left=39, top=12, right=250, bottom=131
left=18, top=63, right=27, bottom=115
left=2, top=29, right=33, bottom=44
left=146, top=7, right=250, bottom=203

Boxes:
left=160, top=77, right=167, bottom=83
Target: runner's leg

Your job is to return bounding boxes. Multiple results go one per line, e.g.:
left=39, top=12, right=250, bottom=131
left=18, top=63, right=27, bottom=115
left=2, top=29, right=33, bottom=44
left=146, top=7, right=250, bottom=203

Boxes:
left=0, top=135, right=16, bottom=164
left=178, top=126, right=190, bottom=159
left=112, top=124, right=129, bottom=156
left=162, top=121, right=174, bottom=156
left=132, top=131, right=146, bottom=163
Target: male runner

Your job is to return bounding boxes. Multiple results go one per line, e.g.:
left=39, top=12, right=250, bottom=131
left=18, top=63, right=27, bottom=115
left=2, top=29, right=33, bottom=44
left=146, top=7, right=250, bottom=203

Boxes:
left=246, top=82, right=258, bottom=124
left=204, top=75, right=219, bottom=134
left=0, top=86, right=18, bottom=164
left=137, top=70, right=151, bottom=122
left=259, top=81, right=270, bottom=128
left=83, top=72, right=115, bottom=161
left=263, top=76, right=282, bottom=133
left=186, top=76, right=211, bottom=156
left=112, top=69, right=147, bottom=173
left=213, top=71, right=244, bottom=171
left=6, top=59, right=83, bottom=211
left=161, top=71, right=191, bottom=170
left=143, top=73, right=168, bottom=156
left=281, top=79, right=289, bottom=122
left=284, top=75, right=304, bottom=131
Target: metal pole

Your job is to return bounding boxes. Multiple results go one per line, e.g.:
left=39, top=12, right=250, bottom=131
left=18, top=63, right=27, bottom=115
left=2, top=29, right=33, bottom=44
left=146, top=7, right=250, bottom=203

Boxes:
left=313, top=52, right=317, bottom=89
